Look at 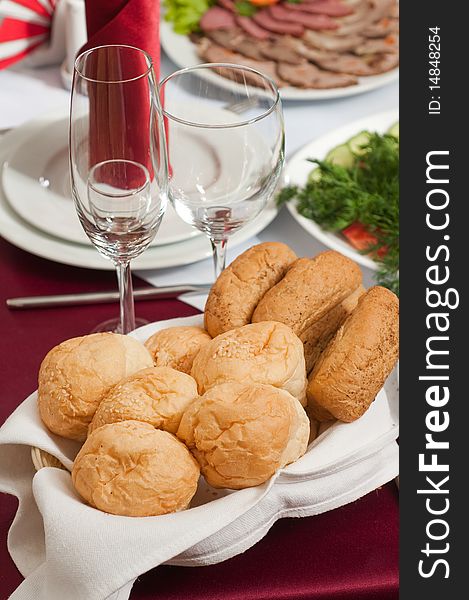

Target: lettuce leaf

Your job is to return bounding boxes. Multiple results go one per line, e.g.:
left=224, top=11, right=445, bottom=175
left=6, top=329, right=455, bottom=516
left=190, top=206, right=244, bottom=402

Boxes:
left=164, top=0, right=214, bottom=35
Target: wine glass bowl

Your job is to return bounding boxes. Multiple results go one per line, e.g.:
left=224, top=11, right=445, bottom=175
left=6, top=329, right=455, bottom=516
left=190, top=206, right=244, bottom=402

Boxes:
left=159, top=64, right=284, bottom=276
left=86, top=159, right=158, bottom=262
left=70, top=45, right=168, bottom=333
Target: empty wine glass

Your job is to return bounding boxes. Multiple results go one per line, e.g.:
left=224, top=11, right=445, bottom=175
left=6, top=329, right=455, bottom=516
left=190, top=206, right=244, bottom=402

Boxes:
left=159, top=64, right=284, bottom=277
left=70, top=45, right=168, bottom=333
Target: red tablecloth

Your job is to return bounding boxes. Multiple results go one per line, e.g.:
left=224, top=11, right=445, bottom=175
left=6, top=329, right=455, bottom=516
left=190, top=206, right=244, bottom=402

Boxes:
left=0, top=236, right=398, bottom=599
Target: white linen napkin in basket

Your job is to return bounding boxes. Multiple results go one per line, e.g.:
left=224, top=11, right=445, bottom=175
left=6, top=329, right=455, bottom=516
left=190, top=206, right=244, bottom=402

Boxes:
left=0, top=316, right=399, bottom=600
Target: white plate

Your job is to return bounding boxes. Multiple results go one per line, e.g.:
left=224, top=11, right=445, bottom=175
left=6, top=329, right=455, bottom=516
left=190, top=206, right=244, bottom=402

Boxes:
left=2, top=113, right=201, bottom=247
left=0, top=119, right=278, bottom=271
left=285, top=109, right=398, bottom=270
left=161, top=20, right=399, bottom=102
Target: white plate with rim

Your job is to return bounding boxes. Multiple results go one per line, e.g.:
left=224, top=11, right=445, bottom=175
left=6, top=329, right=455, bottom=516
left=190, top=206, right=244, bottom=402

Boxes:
left=2, top=112, right=202, bottom=247
left=285, top=109, right=398, bottom=270
left=0, top=118, right=278, bottom=271
left=160, top=20, right=399, bottom=103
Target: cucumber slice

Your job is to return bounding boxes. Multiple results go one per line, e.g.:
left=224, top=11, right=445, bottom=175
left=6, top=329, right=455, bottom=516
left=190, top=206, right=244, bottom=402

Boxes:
left=325, top=144, right=354, bottom=168
left=387, top=121, right=399, bottom=139
left=347, top=130, right=371, bottom=154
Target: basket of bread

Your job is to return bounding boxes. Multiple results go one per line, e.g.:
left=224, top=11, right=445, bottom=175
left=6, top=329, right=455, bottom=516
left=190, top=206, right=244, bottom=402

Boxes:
left=31, top=242, right=398, bottom=521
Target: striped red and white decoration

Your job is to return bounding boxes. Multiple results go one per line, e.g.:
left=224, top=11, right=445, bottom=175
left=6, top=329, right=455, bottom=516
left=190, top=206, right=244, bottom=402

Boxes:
left=0, top=0, right=55, bottom=69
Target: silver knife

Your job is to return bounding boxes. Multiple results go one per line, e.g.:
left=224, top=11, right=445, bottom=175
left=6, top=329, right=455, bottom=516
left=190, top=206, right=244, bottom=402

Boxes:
left=6, top=284, right=211, bottom=309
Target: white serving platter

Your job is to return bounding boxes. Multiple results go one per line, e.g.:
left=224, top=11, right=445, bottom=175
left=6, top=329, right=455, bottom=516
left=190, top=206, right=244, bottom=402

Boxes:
left=285, top=109, right=398, bottom=270
left=161, top=20, right=399, bottom=103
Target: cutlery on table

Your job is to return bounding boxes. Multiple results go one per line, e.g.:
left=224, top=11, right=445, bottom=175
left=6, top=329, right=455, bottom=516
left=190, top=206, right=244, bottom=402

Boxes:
left=6, top=284, right=211, bottom=309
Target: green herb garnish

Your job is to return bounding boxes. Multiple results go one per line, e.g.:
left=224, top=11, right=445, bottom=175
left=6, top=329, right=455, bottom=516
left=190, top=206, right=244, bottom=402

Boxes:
left=235, top=1, right=258, bottom=16
left=164, top=0, right=214, bottom=35
left=278, top=133, right=399, bottom=295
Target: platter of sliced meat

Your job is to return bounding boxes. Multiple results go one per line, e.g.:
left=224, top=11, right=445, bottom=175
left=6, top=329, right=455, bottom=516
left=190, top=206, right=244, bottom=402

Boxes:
left=161, top=0, right=399, bottom=100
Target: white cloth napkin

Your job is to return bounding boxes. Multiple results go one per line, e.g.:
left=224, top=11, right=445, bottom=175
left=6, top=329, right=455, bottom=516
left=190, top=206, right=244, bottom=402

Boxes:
left=0, top=315, right=399, bottom=600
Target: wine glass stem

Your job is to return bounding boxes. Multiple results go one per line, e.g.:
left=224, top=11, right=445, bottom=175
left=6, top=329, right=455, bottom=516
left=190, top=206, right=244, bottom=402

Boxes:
left=211, top=238, right=228, bottom=279
left=116, top=261, right=136, bottom=334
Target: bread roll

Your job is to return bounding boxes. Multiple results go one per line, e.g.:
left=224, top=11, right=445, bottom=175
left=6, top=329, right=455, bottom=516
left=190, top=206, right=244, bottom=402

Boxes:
left=38, top=333, right=153, bottom=441
left=252, top=251, right=362, bottom=337
left=191, top=321, right=307, bottom=405
left=177, top=382, right=309, bottom=489
left=204, top=242, right=297, bottom=337
left=144, top=326, right=211, bottom=374
left=72, top=420, right=200, bottom=516
left=301, top=285, right=365, bottom=373
left=307, top=286, right=399, bottom=422
left=88, top=366, right=198, bottom=435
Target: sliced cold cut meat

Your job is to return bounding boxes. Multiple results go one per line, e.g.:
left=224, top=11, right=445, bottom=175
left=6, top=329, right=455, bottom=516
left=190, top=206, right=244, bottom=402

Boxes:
left=389, top=2, right=398, bottom=18
left=363, top=17, right=398, bottom=38
left=205, top=29, right=266, bottom=60
left=277, top=62, right=322, bottom=87
left=259, top=38, right=306, bottom=64
left=236, top=15, right=271, bottom=40
left=355, top=34, right=398, bottom=55
left=336, top=0, right=369, bottom=24
left=305, top=70, right=357, bottom=88
left=367, top=52, right=399, bottom=74
left=309, top=52, right=375, bottom=75
left=252, top=10, right=304, bottom=36
left=216, top=0, right=236, bottom=12
left=199, top=7, right=236, bottom=32
left=197, top=38, right=285, bottom=87
left=277, top=61, right=357, bottom=88
left=294, top=43, right=338, bottom=63
left=335, top=0, right=394, bottom=36
left=302, top=30, right=364, bottom=52
left=268, top=5, right=339, bottom=30
left=286, top=1, right=354, bottom=17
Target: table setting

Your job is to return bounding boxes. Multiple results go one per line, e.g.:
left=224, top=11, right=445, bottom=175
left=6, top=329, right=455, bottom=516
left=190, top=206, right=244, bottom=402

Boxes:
left=0, top=1, right=399, bottom=599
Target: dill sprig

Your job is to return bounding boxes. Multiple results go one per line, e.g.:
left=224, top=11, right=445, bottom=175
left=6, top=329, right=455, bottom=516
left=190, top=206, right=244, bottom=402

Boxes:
left=278, top=133, right=399, bottom=295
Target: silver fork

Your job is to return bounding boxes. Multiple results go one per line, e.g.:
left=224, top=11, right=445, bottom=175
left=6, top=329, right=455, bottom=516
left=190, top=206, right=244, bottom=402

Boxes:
left=224, top=95, right=260, bottom=115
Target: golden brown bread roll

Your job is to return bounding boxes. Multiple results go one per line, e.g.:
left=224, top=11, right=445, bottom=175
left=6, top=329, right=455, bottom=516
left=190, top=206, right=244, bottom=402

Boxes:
left=251, top=251, right=362, bottom=337
left=204, top=242, right=297, bottom=337
left=301, top=285, right=365, bottom=373
left=177, top=382, right=309, bottom=489
left=307, top=286, right=399, bottom=423
left=144, top=326, right=211, bottom=374
left=38, top=333, right=154, bottom=441
left=191, top=321, right=307, bottom=405
left=305, top=397, right=335, bottom=424
left=88, top=366, right=198, bottom=435
left=72, top=420, right=200, bottom=516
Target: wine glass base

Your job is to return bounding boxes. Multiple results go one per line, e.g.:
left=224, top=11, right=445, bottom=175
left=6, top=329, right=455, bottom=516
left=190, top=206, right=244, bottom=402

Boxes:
left=91, top=317, right=149, bottom=334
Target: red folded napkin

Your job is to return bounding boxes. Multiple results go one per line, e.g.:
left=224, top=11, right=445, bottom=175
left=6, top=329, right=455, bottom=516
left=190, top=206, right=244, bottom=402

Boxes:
left=76, top=0, right=161, bottom=188
left=80, top=0, right=160, bottom=80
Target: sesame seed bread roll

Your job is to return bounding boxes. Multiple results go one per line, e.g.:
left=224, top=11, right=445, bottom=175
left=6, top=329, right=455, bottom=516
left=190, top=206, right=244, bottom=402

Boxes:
left=307, top=286, right=399, bottom=422
left=88, top=366, right=198, bottom=435
left=191, top=321, right=307, bottom=405
left=252, top=251, right=363, bottom=337
left=204, top=242, right=297, bottom=337
left=177, top=382, right=309, bottom=489
left=144, top=326, right=212, bottom=374
left=72, top=421, right=200, bottom=516
left=38, top=333, right=153, bottom=441
left=301, top=285, right=365, bottom=373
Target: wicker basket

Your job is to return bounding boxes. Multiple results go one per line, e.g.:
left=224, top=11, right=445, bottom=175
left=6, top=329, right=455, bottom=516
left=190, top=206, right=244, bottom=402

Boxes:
left=31, top=447, right=68, bottom=471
